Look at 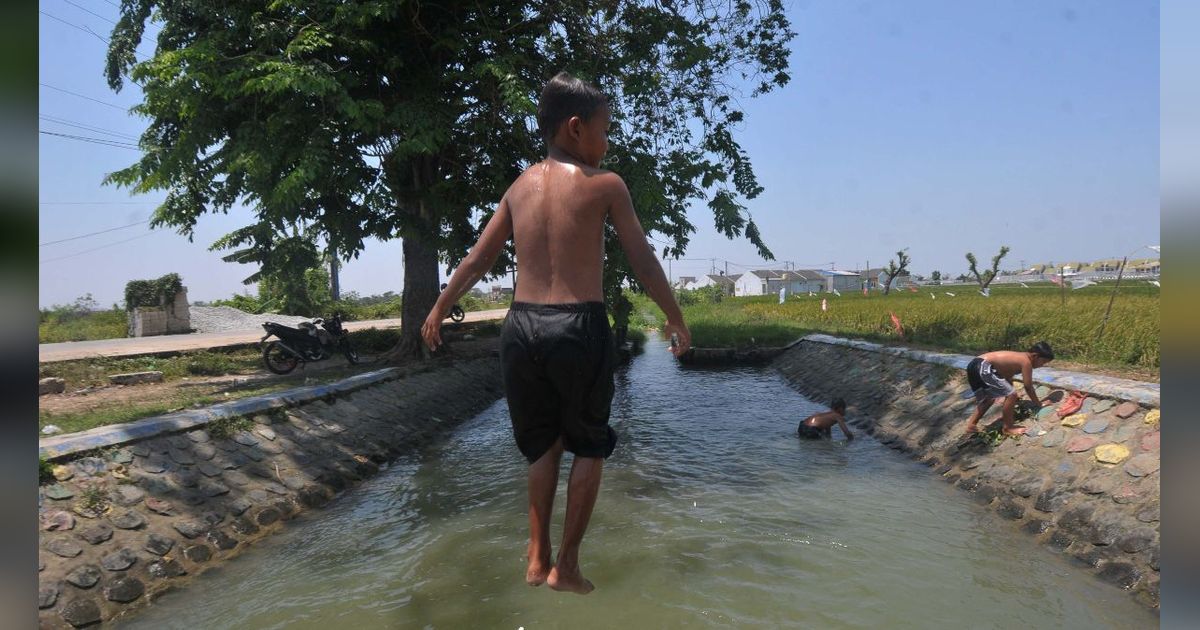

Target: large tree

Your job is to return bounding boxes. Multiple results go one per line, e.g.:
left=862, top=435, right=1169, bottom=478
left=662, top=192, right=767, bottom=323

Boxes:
left=105, top=1, right=793, bottom=358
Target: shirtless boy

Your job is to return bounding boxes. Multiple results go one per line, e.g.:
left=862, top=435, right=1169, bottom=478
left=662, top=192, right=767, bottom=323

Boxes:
left=963, top=341, right=1055, bottom=436
left=797, top=398, right=853, bottom=440
left=421, top=72, right=690, bottom=595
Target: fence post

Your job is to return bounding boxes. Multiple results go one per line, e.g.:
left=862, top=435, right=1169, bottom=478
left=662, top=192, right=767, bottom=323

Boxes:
left=1096, top=257, right=1128, bottom=340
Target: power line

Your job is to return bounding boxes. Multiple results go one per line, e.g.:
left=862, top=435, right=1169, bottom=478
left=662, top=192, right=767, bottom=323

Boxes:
left=40, top=114, right=140, bottom=140
left=40, top=230, right=160, bottom=264
left=40, top=129, right=142, bottom=150
left=39, top=83, right=127, bottom=111
left=39, top=9, right=151, bottom=61
left=62, top=0, right=116, bottom=25
left=40, top=218, right=151, bottom=246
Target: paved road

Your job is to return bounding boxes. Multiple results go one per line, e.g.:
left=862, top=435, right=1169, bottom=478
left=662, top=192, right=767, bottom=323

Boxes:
left=39, top=308, right=510, bottom=363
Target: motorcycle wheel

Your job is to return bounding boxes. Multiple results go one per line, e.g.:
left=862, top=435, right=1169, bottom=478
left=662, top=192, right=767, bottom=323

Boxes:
left=450, top=305, right=466, bottom=323
left=262, top=341, right=300, bottom=375
left=342, top=340, right=360, bottom=365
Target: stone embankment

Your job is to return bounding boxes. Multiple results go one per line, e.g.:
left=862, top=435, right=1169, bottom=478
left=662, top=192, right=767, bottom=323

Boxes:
left=38, top=358, right=503, bottom=628
left=773, top=336, right=1160, bottom=609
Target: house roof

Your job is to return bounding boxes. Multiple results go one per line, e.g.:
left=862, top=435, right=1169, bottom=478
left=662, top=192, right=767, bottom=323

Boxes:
left=705, top=274, right=736, bottom=285
left=781, top=269, right=825, bottom=281
left=747, top=269, right=782, bottom=279
left=819, top=269, right=860, bottom=277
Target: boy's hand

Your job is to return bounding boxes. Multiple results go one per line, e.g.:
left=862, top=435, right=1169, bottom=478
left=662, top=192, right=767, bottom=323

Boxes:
left=664, top=320, right=691, bottom=357
left=421, top=308, right=445, bottom=352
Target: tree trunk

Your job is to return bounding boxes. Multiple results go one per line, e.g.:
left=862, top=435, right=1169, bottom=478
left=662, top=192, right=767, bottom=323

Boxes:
left=382, top=235, right=440, bottom=361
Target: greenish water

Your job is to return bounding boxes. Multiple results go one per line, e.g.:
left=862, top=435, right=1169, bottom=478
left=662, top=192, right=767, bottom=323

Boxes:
left=119, top=337, right=1156, bottom=629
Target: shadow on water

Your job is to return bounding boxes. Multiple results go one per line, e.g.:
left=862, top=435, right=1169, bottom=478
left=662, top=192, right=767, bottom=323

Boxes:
left=117, top=337, right=1156, bottom=630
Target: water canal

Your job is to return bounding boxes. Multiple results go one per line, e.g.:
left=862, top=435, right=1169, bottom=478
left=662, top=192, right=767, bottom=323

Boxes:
left=119, top=337, right=1155, bottom=629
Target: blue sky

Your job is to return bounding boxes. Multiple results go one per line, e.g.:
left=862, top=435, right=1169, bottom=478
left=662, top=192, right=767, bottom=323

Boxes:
left=38, top=1, right=1159, bottom=308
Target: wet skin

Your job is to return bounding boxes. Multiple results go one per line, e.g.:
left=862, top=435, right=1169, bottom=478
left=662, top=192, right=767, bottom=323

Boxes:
left=421, top=106, right=691, bottom=594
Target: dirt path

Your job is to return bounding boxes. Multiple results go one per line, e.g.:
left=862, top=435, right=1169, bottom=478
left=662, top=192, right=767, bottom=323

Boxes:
left=38, top=309, right=509, bottom=363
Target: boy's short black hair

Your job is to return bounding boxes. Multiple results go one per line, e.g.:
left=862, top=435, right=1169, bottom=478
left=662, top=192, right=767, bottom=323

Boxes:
left=1030, top=341, right=1054, bottom=360
left=831, top=397, right=847, bottom=411
left=537, top=71, right=609, bottom=141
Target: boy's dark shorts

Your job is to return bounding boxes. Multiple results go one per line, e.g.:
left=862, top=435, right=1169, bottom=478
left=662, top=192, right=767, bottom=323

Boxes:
left=500, top=302, right=618, bottom=463
left=797, top=424, right=828, bottom=440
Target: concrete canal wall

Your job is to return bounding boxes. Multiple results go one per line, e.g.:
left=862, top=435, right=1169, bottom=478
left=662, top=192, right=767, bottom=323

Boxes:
left=38, top=358, right=504, bottom=628
left=773, top=335, right=1161, bottom=609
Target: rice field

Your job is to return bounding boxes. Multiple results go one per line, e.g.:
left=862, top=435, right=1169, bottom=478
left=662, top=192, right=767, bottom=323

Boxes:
left=635, top=281, right=1160, bottom=371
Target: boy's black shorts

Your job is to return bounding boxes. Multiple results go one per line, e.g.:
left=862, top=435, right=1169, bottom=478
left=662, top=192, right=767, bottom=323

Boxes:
left=500, top=302, right=618, bottom=463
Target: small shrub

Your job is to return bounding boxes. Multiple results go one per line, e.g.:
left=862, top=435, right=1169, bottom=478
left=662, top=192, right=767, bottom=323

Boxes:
left=39, top=457, right=53, bottom=483
left=76, top=479, right=110, bottom=514
left=207, top=416, right=252, bottom=440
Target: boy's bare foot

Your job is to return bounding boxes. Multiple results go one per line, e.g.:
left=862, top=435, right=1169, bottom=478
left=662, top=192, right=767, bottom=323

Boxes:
left=526, top=557, right=552, bottom=586
left=964, top=424, right=981, bottom=434
left=1002, top=426, right=1028, bottom=436
left=526, top=543, right=552, bottom=586
left=547, top=564, right=594, bottom=594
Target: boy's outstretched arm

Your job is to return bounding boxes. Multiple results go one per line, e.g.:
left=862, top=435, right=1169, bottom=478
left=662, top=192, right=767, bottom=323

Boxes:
left=605, top=173, right=691, bottom=356
left=421, top=198, right=513, bottom=351
left=836, top=416, right=854, bottom=440
left=1021, top=360, right=1043, bottom=406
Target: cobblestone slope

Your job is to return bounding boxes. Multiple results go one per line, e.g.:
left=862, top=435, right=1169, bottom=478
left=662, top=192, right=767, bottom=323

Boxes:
left=774, top=341, right=1160, bottom=609
left=38, top=358, right=503, bottom=628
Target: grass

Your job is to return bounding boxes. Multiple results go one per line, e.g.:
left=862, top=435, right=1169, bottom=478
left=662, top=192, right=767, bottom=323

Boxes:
left=39, top=308, right=127, bottom=343
left=38, top=380, right=303, bottom=435
left=634, top=281, right=1160, bottom=371
left=39, top=348, right=264, bottom=391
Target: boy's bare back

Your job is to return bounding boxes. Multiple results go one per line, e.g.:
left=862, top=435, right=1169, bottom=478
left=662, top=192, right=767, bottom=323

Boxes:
left=978, top=350, right=1033, bottom=380
left=505, top=157, right=621, bottom=304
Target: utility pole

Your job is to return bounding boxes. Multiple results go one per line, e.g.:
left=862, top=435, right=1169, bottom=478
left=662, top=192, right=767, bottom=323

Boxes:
left=724, top=260, right=728, bottom=276
left=329, top=245, right=341, bottom=301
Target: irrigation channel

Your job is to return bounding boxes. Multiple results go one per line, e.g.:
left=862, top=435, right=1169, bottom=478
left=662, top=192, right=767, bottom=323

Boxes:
left=118, top=337, right=1155, bottom=629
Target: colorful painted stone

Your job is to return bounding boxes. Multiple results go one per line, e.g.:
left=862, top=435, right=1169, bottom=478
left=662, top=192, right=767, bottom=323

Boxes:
left=1092, top=399, right=1115, bottom=413
left=1082, top=417, right=1110, bottom=434
left=1037, top=405, right=1059, bottom=420
left=44, top=484, right=74, bottom=501
left=1111, top=484, right=1143, bottom=504
left=1066, top=436, right=1098, bottom=452
left=1114, top=402, right=1139, bottom=418
left=1141, top=431, right=1159, bottom=452
left=1094, top=443, right=1131, bottom=464
left=1061, top=413, right=1087, bottom=428
left=1124, top=454, right=1159, bottom=477
left=1144, top=409, right=1160, bottom=425
left=1112, top=425, right=1138, bottom=443
left=51, top=465, right=74, bottom=481
left=1041, top=427, right=1070, bottom=446
left=40, top=510, right=75, bottom=531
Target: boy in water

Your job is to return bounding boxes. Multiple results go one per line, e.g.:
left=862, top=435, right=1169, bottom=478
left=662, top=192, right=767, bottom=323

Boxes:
left=797, top=398, right=853, bottom=440
left=963, top=341, right=1055, bottom=436
left=421, top=72, right=690, bottom=595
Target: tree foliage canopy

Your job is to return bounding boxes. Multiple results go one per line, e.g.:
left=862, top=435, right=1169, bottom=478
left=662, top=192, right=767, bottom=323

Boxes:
left=105, top=0, right=794, bottom=353
left=966, top=245, right=1011, bottom=290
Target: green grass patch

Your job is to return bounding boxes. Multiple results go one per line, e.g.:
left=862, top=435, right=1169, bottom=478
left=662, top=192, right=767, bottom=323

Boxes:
left=38, top=381, right=300, bottom=435
left=39, top=308, right=127, bottom=343
left=39, top=348, right=263, bottom=390
left=633, top=280, right=1160, bottom=370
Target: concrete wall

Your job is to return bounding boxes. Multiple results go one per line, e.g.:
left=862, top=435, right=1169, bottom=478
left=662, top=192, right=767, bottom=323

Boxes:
left=773, top=340, right=1160, bottom=609
left=128, top=288, right=191, bottom=337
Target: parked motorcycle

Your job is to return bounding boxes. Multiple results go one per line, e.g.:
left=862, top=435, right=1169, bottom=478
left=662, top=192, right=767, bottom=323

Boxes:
left=440, top=284, right=467, bottom=323
left=260, top=312, right=359, bottom=375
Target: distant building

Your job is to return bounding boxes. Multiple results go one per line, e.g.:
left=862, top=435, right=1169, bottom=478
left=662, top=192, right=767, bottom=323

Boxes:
left=819, top=269, right=860, bottom=292
left=733, top=269, right=827, bottom=296
left=691, top=273, right=739, bottom=294
left=674, top=276, right=697, bottom=290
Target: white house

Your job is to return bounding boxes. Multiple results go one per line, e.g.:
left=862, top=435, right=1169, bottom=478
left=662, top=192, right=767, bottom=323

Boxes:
left=734, top=270, right=780, bottom=296
left=819, top=269, right=860, bottom=292
left=734, top=269, right=827, bottom=296
left=674, top=276, right=697, bottom=290
left=691, top=273, right=739, bottom=294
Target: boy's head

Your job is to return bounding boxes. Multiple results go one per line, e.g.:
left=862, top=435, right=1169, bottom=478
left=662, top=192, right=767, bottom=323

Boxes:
left=831, top=397, right=847, bottom=414
left=1029, top=341, right=1055, bottom=367
left=537, top=71, right=610, bottom=167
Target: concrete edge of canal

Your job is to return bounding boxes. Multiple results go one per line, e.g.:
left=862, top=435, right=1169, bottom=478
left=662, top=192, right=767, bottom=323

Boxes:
left=37, top=357, right=504, bottom=628
left=773, top=337, right=1160, bottom=610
